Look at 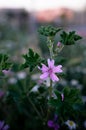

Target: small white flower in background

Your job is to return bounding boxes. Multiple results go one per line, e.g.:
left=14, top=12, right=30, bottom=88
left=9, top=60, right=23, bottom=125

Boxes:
left=82, top=68, right=86, bottom=74
left=31, top=73, right=41, bottom=80
left=16, top=71, right=26, bottom=80
left=83, top=120, right=86, bottom=128
left=2, top=70, right=13, bottom=76
left=38, top=78, right=54, bottom=88
left=82, top=96, right=86, bottom=103
left=8, top=77, right=17, bottom=84
left=70, top=79, right=78, bottom=86
left=59, top=79, right=67, bottom=86
left=76, top=66, right=81, bottom=73
left=65, top=120, right=76, bottom=130
left=30, top=85, right=39, bottom=92
left=77, top=84, right=83, bottom=90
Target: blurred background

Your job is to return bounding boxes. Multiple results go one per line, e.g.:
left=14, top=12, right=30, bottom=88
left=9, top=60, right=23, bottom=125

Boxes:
left=0, top=1, right=86, bottom=90
left=0, top=0, right=86, bottom=129
left=0, top=0, right=86, bottom=56
left=0, top=0, right=86, bottom=93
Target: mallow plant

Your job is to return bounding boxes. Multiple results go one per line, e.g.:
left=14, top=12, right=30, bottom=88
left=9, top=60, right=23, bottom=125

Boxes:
left=0, top=25, right=85, bottom=130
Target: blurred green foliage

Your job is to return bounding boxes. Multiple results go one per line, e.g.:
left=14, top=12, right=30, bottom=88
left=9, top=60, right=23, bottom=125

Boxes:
left=21, top=48, right=43, bottom=72
left=60, top=31, right=82, bottom=45
left=0, top=53, right=12, bottom=71
left=0, top=24, right=86, bottom=130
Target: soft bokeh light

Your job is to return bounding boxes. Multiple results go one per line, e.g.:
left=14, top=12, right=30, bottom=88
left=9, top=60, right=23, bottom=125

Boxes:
left=0, top=0, right=86, bottom=12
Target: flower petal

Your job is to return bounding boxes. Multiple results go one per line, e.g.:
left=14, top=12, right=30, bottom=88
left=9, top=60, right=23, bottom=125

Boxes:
left=0, top=121, right=4, bottom=129
left=53, top=65, right=63, bottom=73
left=47, top=120, right=54, bottom=127
left=41, top=64, right=48, bottom=73
left=50, top=73, right=59, bottom=82
left=3, top=125, right=9, bottom=130
left=40, top=72, right=49, bottom=80
left=48, top=59, right=54, bottom=68
left=54, top=124, right=60, bottom=130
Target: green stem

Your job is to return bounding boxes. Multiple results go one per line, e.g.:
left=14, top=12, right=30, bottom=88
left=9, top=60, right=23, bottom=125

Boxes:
left=28, top=97, right=42, bottom=120
left=45, top=80, right=53, bottom=121
left=47, top=37, right=54, bottom=59
left=0, top=54, right=4, bottom=72
left=49, top=42, right=54, bottom=59
left=45, top=107, right=50, bottom=122
left=49, top=80, right=53, bottom=98
left=45, top=37, right=54, bottom=122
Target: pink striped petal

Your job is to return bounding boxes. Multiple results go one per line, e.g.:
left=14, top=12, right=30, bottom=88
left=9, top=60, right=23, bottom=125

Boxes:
left=53, top=65, right=63, bottom=73
left=41, top=64, right=48, bottom=72
left=48, top=59, right=54, bottom=68
left=40, top=72, right=49, bottom=80
left=50, top=73, right=59, bottom=82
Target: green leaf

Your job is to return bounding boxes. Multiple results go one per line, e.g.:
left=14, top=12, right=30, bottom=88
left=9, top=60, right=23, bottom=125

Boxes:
left=38, top=25, right=61, bottom=36
left=0, top=53, right=12, bottom=71
left=48, top=87, right=83, bottom=120
left=55, top=56, right=66, bottom=65
left=60, top=31, right=82, bottom=45
left=21, top=48, right=42, bottom=72
left=74, top=34, right=82, bottom=41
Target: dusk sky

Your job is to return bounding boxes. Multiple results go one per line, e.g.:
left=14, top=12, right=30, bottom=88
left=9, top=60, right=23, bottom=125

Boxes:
left=0, top=0, right=86, bottom=12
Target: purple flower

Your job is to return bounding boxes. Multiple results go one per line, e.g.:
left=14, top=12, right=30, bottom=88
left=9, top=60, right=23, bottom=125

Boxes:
left=2, top=70, right=12, bottom=76
left=57, top=42, right=62, bottom=47
left=39, top=59, right=63, bottom=82
left=48, top=115, right=59, bottom=130
left=0, top=121, right=9, bottom=130
left=0, top=91, right=5, bottom=98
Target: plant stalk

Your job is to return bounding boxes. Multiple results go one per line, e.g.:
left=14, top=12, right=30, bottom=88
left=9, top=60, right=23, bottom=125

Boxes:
left=28, top=97, right=42, bottom=120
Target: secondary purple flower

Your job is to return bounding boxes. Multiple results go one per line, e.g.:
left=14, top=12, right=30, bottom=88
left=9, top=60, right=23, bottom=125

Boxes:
left=56, top=42, right=64, bottom=53
left=2, top=70, right=12, bottom=76
left=39, top=59, right=63, bottom=82
left=0, top=90, right=5, bottom=99
left=48, top=115, right=59, bottom=130
left=57, top=42, right=62, bottom=47
left=0, top=121, right=9, bottom=130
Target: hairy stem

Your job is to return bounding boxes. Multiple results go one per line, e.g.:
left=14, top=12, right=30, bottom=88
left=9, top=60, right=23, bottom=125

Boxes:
left=49, top=80, right=53, bottom=98
left=45, top=80, right=53, bottom=122
left=49, top=43, right=54, bottom=59
left=28, top=97, right=42, bottom=120
left=47, top=37, right=54, bottom=59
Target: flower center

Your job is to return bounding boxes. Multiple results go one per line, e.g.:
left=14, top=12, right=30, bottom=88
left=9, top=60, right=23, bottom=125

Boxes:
left=48, top=68, right=53, bottom=74
left=69, top=121, right=74, bottom=126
